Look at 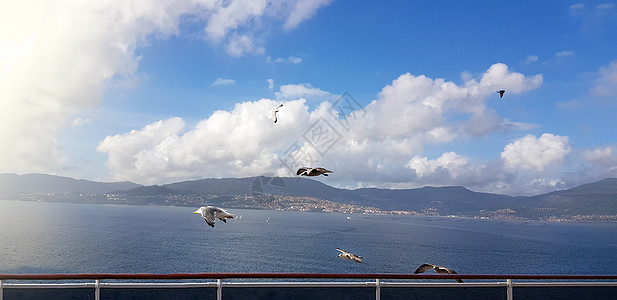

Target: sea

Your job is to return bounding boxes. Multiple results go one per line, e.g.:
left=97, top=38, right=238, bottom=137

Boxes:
left=1, top=200, right=617, bottom=299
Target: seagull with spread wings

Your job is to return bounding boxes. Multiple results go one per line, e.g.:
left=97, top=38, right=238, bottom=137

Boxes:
left=414, top=263, right=463, bottom=283
left=336, top=248, right=363, bottom=263
left=297, top=167, right=333, bottom=177
left=193, top=206, right=235, bottom=228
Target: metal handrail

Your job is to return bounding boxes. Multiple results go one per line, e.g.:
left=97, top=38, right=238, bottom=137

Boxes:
left=1, top=273, right=617, bottom=300
left=2, top=273, right=617, bottom=280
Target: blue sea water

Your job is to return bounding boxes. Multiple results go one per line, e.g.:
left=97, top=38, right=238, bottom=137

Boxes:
left=1, top=200, right=617, bottom=276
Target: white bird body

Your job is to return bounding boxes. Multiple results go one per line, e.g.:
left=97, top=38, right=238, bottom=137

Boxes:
left=336, top=248, right=363, bottom=263
left=193, top=206, right=235, bottom=228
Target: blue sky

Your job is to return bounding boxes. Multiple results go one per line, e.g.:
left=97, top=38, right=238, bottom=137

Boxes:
left=2, top=0, right=617, bottom=195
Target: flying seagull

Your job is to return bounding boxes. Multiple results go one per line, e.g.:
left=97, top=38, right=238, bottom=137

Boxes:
left=193, top=206, right=235, bottom=228
left=296, top=167, right=333, bottom=177
left=497, top=90, right=506, bottom=98
left=414, top=263, right=463, bottom=283
left=336, top=248, right=363, bottom=263
left=272, top=104, right=283, bottom=123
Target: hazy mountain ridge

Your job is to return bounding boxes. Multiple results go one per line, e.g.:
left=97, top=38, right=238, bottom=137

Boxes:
left=0, top=173, right=140, bottom=194
left=2, top=173, right=617, bottom=221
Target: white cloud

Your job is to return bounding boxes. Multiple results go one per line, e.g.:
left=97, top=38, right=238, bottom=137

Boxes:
left=556, top=50, right=575, bottom=57
left=0, top=0, right=329, bottom=175
left=524, top=55, right=538, bottom=64
left=501, top=133, right=571, bottom=172
left=267, top=78, right=274, bottom=89
left=288, top=56, right=303, bottom=64
left=570, top=3, right=585, bottom=10
left=212, top=78, right=236, bottom=86
left=283, top=0, right=333, bottom=30
left=226, top=34, right=265, bottom=57
left=268, top=56, right=303, bottom=64
left=93, top=63, right=576, bottom=196
left=597, top=3, right=615, bottom=10
left=205, top=0, right=268, bottom=42
left=407, top=152, right=473, bottom=178
left=71, top=117, right=92, bottom=127
left=97, top=99, right=315, bottom=184
left=275, top=83, right=331, bottom=100
left=591, top=60, right=617, bottom=96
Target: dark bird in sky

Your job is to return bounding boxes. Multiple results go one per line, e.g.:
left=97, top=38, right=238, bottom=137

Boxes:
left=414, top=263, right=463, bottom=283
left=193, top=206, right=235, bottom=228
left=296, top=167, right=333, bottom=177
left=497, top=90, right=506, bottom=98
left=337, top=248, right=363, bottom=263
left=272, top=104, right=283, bottom=123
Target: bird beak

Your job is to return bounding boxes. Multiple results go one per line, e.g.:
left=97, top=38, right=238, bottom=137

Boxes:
left=193, top=211, right=198, bottom=214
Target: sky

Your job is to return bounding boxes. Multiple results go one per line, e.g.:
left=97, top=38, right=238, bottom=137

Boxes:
left=2, top=0, right=617, bottom=196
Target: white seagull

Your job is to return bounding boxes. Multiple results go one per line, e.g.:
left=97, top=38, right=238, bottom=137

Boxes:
left=297, top=167, right=333, bottom=177
left=414, top=263, right=463, bottom=283
left=272, top=104, right=283, bottom=123
left=336, top=248, right=363, bottom=263
left=193, top=206, right=235, bottom=228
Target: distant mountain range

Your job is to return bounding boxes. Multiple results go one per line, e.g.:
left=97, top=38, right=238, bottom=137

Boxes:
left=2, top=173, right=617, bottom=221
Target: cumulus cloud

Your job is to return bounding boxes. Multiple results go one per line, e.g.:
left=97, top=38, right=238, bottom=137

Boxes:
left=212, top=78, right=236, bottom=86
left=96, top=63, right=545, bottom=191
left=97, top=99, right=317, bottom=184
left=0, top=0, right=329, bottom=175
left=583, top=146, right=617, bottom=175
left=501, top=133, right=571, bottom=172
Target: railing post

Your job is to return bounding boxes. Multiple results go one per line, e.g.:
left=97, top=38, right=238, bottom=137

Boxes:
left=217, top=279, right=222, bottom=300
left=94, top=279, right=100, bottom=300
left=375, top=278, right=381, bottom=300
left=1, top=279, right=3, bottom=300
left=506, top=279, right=513, bottom=300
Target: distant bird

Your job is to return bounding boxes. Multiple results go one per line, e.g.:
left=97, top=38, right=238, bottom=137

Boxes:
left=296, top=167, right=333, bottom=177
left=272, top=104, right=283, bottom=123
left=193, top=206, right=235, bottom=228
left=497, top=90, right=506, bottom=98
left=337, top=248, right=363, bottom=263
left=414, top=263, right=463, bottom=283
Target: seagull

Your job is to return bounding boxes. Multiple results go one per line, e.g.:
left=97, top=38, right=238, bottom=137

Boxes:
left=336, top=248, right=363, bottom=263
left=193, top=206, right=235, bottom=228
left=272, top=104, right=283, bottom=123
left=296, top=167, right=333, bottom=177
left=497, top=90, right=506, bottom=98
left=414, top=263, right=463, bottom=283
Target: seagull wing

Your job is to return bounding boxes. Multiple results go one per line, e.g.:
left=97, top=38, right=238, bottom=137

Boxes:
left=336, top=248, right=348, bottom=254
left=297, top=167, right=309, bottom=175
left=414, top=263, right=437, bottom=274
left=350, top=254, right=363, bottom=263
left=315, top=168, right=333, bottom=175
left=203, top=207, right=223, bottom=228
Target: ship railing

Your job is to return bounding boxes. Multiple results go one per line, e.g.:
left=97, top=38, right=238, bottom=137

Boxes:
left=1, top=273, right=617, bottom=300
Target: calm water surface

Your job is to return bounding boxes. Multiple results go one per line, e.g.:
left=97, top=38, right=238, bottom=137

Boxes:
left=1, top=200, right=617, bottom=275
